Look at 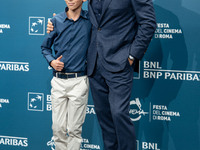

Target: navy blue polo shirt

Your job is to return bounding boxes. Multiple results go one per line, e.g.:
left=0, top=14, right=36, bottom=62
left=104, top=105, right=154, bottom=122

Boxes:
left=41, top=7, right=91, bottom=73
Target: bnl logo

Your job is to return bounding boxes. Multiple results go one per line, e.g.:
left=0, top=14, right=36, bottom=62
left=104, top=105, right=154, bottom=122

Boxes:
left=28, top=92, right=44, bottom=111
left=137, top=141, right=160, bottom=150
left=29, top=17, right=45, bottom=35
left=142, top=142, right=160, bottom=150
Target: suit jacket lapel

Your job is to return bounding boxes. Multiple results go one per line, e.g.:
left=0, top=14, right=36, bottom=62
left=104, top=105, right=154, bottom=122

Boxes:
left=100, top=0, right=112, bottom=23
left=88, top=0, right=98, bottom=28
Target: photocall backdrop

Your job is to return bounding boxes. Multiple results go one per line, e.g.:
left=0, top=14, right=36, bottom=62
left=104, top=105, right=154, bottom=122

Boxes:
left=0, top=0, right=199, bottom=150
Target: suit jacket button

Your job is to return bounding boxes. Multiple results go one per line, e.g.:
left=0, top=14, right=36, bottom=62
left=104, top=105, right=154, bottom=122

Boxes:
left=98, top=28, right=101, bottom=31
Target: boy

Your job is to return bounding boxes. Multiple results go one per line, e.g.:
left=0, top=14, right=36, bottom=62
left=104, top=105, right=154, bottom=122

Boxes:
left=41, top=0, right=91, bottom=149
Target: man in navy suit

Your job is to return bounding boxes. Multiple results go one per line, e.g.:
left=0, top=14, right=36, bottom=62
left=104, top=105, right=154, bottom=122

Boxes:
left=87, top=0, right=156, bottom=149
left=47, top=0, right=156, bottom=149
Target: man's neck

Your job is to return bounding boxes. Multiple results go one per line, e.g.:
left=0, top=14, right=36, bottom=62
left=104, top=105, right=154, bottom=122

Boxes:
left=67, top=7, right=82, bottom=21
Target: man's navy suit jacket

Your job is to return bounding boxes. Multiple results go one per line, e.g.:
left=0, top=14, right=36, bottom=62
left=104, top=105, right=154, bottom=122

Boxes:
left=87, top=0, right=157, bottom=76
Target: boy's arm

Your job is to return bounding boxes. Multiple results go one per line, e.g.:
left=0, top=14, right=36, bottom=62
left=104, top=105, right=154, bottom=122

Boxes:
left=43, top=17, right=64, bottom=71
left=41, top=18, right=57, bottom=66
left=41, top=28, right=57, bottom=64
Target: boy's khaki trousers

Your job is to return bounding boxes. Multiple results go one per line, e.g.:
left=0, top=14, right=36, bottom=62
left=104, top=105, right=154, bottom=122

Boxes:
left=51, top=76, right=89, bottom=150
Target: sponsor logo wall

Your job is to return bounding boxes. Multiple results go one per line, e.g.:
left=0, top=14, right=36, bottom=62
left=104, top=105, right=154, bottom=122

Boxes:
left=0, top=0, right=200, bottom=150
left=0, top=135, right=28, bottom=147
left=29, top=17, right=45, bottom=35
left=0, top=24, right=10, bottom=34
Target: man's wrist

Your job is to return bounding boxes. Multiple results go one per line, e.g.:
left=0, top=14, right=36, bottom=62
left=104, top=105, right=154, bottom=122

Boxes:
left=129, top=55, right=134, bottom=61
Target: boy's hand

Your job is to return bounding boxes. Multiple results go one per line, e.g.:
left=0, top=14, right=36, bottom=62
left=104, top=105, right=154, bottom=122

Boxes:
left=47, top=13, right=56, bottom=34
left=50, top=55, right=64, bottom=71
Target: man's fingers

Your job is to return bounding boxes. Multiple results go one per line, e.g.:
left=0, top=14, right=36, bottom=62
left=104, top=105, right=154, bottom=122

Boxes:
left=47, top=24, right=53, bottom=29
left=47, top=28, right=53, bottom=32
left=47, top=21, right=53, bottom=25
left=46, top=15, right=55, bottom=34
left=47, top=25, right=53, bottom=33
left=47, top=27, right=53, bottom=32
left=47, top=21, right=54, bottom=32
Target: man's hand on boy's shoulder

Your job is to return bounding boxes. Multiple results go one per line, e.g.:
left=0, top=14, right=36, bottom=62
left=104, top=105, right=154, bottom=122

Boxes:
left=47, top=21, right=54, bottom=34
left=47, top=13, right=56, bottom=34
left=50, top=55, right=64, bottom=71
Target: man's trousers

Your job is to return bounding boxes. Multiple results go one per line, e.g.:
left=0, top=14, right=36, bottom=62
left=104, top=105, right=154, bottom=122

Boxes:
left=89, top=57, right=136, bottom=150
left=51, top=76, right=89, bottom=150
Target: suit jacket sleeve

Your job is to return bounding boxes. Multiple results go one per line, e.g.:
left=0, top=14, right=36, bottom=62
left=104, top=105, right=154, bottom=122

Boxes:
left=130, top=0, right=157, bottom=60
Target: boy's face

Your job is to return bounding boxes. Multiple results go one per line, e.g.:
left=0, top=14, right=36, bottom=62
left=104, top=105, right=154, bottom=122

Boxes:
left=65, top=0, right=86, bottom=11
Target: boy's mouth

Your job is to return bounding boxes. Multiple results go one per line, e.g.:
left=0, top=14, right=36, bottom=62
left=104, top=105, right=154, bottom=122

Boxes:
left=68, top=3, right=75, bottom=6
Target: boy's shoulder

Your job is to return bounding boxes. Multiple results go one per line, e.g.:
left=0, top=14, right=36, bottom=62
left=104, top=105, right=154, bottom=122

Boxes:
left=51, top=11, right=66, bottom=23
left=51, top=9, right=89, bottom=23
left=55, top=11, right=65, bottom=18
